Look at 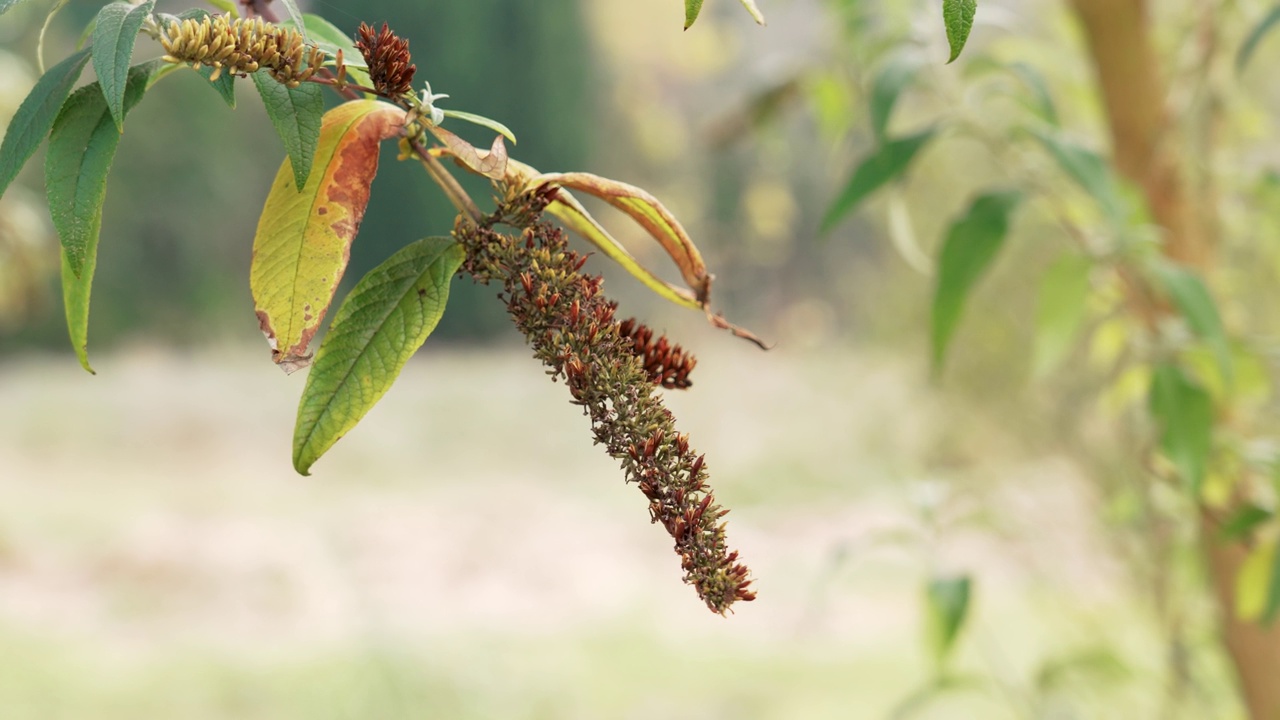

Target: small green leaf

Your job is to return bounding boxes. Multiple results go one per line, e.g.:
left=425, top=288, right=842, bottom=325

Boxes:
left=821, top=128, right=935, bottom=234
left=46, top=60, right=162, bottom=372
left=290, top=14, right=367, bottom=67
left=1220, top=504, right=1273, bottom=542
left=0, top=48, right=90, bottom=202
left=737, top=0, right=765, bottom=25
left=1149, top=363, right=1214, bottom=494
left=925, top=574, right=972, bottom=666
left=870, top=55, right=920, bottom=141
left=1033, top=253, right=1091, bottom=377
left=1153, top=263, right=1232, bottom=384
left=1268, top=539, right=1280, bottom=625
left=684, top=0, right=704, bottom=30
left=197, top=66, right=236, bottom=107
left=1031, top=129, right=1123, bottom=221
left=1235, top=539, right=1280, bottom=625
left=293, top=238, right=465, bottom=475
left=91, top=0, right=155, bottom=132
left=252, top=72, right=323, bottom=191
left=281, top=13, right=372, bottom=90
left=275, top=0, right=306, bottom=39
left=943, top=0, right=977, bottom=63
left=1008, top=62, right=1058, bottom=126
left=441, top=109, right=517, bottom=146
left=931, top=191, right=1021, bottom=374
left=1238, top=6, right=1280, bottom=73
left=0, top=0, right=35, bottom=18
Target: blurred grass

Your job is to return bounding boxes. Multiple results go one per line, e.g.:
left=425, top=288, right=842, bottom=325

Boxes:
left=0, top=343, right=1239, bottom=718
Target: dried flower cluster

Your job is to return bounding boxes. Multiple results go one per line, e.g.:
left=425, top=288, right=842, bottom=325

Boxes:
left=618, top=318, right=697, bottom=390
left=158, top=15, right=325, bottom=86
left=355, top=22, right=417, bottom=97
left=455, top=188, right=755, bottom=614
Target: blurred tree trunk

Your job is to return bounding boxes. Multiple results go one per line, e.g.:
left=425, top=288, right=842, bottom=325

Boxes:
left=1070, top=1, right=1280, bottom=718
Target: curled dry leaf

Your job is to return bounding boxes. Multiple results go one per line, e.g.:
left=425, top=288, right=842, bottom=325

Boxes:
left=428, top=125, right=508, bottom=180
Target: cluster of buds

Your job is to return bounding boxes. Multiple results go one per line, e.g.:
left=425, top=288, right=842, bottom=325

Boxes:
left=455, top=187, right=755, bottom=614
left=158, top=15, right=325, bottom=86
left=355, top=22, right=416, bottom=97
left=618, top=318, right=697, bottom=390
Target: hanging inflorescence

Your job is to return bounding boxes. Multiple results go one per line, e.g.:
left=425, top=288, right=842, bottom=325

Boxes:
left=454, top=188, right=755, bottom=614
left=157, top=15, right=325, bottom=86
left=354, top=22, right=417, bottom=97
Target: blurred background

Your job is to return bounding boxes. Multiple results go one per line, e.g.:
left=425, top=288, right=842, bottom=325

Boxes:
left=0, top=0, right=1272, bottom=717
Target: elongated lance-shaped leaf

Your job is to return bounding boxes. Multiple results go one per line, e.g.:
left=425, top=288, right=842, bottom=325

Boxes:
left=1149, top=363, right=1214, bottom=494
left=281, top=13, right=372, bottom=90
left=738, top=0, right=765, bottom=25
left=91, top=0, right=155, bottom=132
left=943, top=0, right=977, bottom=63
left=46, top=60, right=163, bottom=373
left=275, top=0, right=306, bottom=39
left=197, top=65, right=237, bottom=107
left=0, top=48, right=90, bottom=202
left=440, top=109, right=517, bottom=146
left=536, top=171, right=712, bottom=303
left=684, top=0, right=704, bottom=29
left=1238, top=6, right=1280, bottom=73
left=931, top=191, right=1021, bottom=375
left=870, top=55, right=920, bottom=141
left=252, top=72, right=324, bottom=191
left=1030, top=129, right=1124, bottom=221
left=1154, top=263, right=1233, bottom=385
left=1033, top=253, right=1091, bottom=378
left=0, top=0, right=35, bottom=18
left=251, top=99, right=407, bottom=373
left=925, top=575, right=972, bottom=667
left=293, top=238, right=464, bottom=475
left=821, top=128, right=936, bottom=234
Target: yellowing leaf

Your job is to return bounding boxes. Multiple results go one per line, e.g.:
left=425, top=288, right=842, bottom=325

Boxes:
left=251, top=99, right=407, bottom=372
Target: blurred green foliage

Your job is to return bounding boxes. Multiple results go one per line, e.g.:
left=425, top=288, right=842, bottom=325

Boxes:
left=0, top=0, right=592, bottom=351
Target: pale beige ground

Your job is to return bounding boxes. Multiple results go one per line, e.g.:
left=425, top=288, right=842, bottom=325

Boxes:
left=0, top=344, right=1196, bottom=718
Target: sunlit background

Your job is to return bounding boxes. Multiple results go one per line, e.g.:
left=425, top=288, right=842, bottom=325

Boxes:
left=1, top=0, right=1272, bottom=717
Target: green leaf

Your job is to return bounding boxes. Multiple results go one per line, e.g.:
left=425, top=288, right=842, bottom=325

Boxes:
left=1033, top=253, right=1091, bottom=377
left=281, top=13, right=372, bottom=91
left=737, top=0, right=765, bottom=25
left=684, top=0, right=704, bottom=30
left=925, top=575, right=972, bottom=666
left=293, top=238, right=465, bottom=475
left=46, top=60, right=162, bottom=373
left=91, top=0, right=155, bottom=132
left=821, top=128, right=935, bottom=234
left=197, top=65, right=236, bottom=107
left=441, top=109, right=518, bottom=146
left=930, top=191, right=1021, bottom=374
left=1031, top=129, right=1123, bottom=221
left=0, top=0, right=35, bottom=18
left=870, top=55, right=920, bottom=141
left=1220, top=504, right=1274, bottom=542
left=252, top=72, right=323, bottom=191
left=943, top=0, right=977, bottom=64
left=1235, top=539, right=1280, bottom=625
left=1154, top=263, right=1232, bottom=384
left=275, top=0, right=306, bottom=39
left=1238, top=6, right=1280, bottom=73
left=0, top=48, right=90, bottom=202
left=1008, top=62, right=1058, bottom=126
left=1149, top=363, right=1214, bottom=494
left=290, top=14, right=367, bottom=67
